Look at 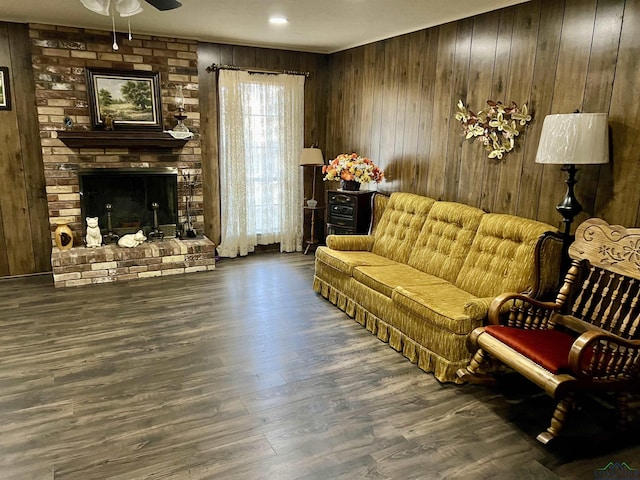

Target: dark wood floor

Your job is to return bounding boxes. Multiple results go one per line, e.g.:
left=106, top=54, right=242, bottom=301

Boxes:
left=1, top=252, right=638, bottom=479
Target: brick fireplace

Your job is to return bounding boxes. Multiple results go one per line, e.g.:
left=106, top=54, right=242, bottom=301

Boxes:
left=30, top=24, right=216, bottom=287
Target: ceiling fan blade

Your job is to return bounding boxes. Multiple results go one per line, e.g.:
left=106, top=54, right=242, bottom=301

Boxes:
left=144, top=0, right=182, bottom=11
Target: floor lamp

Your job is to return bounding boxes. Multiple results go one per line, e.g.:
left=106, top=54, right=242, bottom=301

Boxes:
left=534, top=113, right=609, bottom=278
left=299, top=146, right=325, bottom=207
left=299, top=146, right=325, bottom=254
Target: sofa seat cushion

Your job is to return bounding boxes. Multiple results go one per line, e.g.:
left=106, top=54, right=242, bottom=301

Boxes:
left=484, top=326, right=575, bottom=374
left=392, top=284, right=482, bottom=335
left=353, top=264, right=449, bottom=298
left=315, top=246, right=397, bottom=276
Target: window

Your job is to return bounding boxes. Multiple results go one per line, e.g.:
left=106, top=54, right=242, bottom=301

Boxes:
left=217, top=70, right=305, bottom=258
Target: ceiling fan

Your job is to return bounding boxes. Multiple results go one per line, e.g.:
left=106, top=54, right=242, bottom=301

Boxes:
left=144, top=0, right=181, bottom=11
left=80, top=0, right=182, bottom=16
left=80, top=0, right=181, bottom=50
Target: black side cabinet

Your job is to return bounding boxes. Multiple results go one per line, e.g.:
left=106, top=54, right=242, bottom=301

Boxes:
left=326, top=190, right=375, bottom=235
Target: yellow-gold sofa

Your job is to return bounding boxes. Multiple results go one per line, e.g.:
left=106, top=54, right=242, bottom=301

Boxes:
left=313, top=192, right=562, bottom=383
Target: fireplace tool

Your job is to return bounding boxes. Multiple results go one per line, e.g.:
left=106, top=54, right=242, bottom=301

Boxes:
left=104, top=204, right=120, bottom=244
left=182, top=173, right=197, bottom=238
left=147, top=202, right=164, bottom=241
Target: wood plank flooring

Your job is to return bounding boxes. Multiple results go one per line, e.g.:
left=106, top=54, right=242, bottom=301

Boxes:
left=1, top=252, right=638, bottom=479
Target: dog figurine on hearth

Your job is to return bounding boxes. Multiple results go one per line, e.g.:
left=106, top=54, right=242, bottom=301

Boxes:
left=85, top=216, right=102, bottom=248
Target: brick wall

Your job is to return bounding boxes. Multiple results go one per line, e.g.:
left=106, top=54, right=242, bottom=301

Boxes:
left=30, top=23, right=204, bottom=244
left=29, top=24, right=216, bottom=287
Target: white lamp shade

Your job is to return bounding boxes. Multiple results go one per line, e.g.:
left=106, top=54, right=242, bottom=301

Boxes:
left=81, top=0, right=111, bottom=15
left=115, top=0, right=143, bottom=17
left=535, top=113, right=609, bottom=165
left=299, top=147, right=324, bottom=166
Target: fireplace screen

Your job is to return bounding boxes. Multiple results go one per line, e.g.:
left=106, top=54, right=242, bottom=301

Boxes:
left=79, top=168, right=178, bottom=238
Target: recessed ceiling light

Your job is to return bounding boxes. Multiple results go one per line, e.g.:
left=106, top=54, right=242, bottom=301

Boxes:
left=269, top=16, right=289, bottom=25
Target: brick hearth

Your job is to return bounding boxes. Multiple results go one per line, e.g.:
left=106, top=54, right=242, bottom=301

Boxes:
left=52, top=238, right=215, bottom=288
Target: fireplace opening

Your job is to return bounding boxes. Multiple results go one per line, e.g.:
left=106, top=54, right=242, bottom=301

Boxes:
left=79, top=168, right=178, bottom=239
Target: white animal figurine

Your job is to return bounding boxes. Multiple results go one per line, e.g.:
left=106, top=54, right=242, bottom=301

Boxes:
left=117, top=230, right=147, bottom=248
left=85, top=216, right=102, bottom=248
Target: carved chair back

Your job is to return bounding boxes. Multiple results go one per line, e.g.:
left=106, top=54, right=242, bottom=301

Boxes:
left=500, top=218, right=640, bottom=341
left=557, top=218, right=640, bottom=341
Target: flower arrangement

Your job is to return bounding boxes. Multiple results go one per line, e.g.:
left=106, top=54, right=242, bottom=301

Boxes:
left=455, top=99, right=532, bottom=160
left=322, top=153, right=385, bottom=184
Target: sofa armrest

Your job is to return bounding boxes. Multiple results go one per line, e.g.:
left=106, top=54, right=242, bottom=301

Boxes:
left=464, top=297, right=495, bottom=322
left=465, top=295, right=533, bottom=323
left=326, top=234, right=375, bottom=251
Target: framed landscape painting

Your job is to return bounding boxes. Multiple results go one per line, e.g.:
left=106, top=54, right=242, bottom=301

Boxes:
left=86, top=68, right=162, bottom=130
left=0, top=67, right=11, bottom=111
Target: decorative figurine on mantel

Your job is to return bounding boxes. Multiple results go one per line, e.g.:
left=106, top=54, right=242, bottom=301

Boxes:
left=117, top=230, right=147, bottom=248
left=167, top=85, right=193, bottom=140
left=173, top=85, right=189, bottom=134
left=100, top=113, right=114, bottom=131
left=85, top=216, right=102, bottom=248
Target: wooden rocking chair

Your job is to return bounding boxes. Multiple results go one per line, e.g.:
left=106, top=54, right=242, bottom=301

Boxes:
left=457, top=218, right=640, bottom=444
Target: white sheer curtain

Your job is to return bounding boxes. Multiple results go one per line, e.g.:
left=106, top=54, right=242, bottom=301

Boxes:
left=217, top=70, right=305, bottom=258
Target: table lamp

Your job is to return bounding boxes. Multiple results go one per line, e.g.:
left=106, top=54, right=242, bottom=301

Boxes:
left=535, top=112, right=609, bottom=274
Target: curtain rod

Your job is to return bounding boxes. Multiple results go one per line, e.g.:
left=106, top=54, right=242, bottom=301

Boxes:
left=206, top=63, right=310, bottom=78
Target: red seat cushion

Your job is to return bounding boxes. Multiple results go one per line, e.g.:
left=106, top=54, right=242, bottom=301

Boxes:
left=484, top=326, right=576, bottom=374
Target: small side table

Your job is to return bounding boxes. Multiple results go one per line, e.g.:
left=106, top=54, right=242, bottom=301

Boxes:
left=326, top=190, right=375, bottom=235
left=303, top=205, right=325, bottom=255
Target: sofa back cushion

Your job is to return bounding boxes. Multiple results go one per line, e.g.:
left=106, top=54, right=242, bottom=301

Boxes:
left=371, top=193, right=435, bottom=264
left=407, top=201, right=485, bottom=283
left=455, top=213, right=555, bottom=298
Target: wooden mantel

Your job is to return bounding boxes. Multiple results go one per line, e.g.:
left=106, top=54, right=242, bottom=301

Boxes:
left=56, top=130, right=191, bottom=148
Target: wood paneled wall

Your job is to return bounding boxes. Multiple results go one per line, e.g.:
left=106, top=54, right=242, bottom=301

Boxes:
left=3, top=0, right=640, bottom=277
left=197, top=43, right=328, bottom=244
left=0, top=22, right=50, bottom=276
left=325, top=0, right=640, bottom=229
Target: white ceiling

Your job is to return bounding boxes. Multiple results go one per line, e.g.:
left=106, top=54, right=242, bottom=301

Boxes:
left=2, top=0, right=530, bottom=54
